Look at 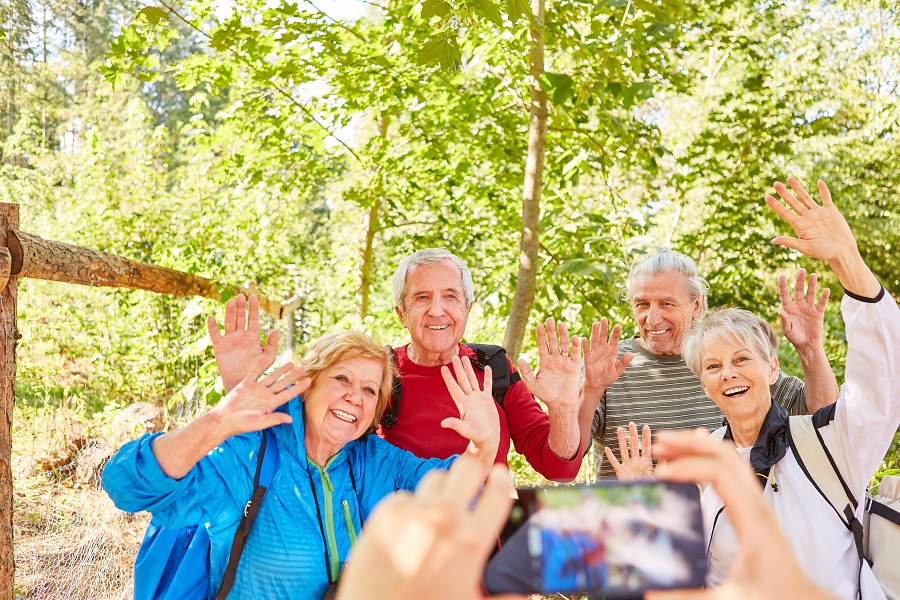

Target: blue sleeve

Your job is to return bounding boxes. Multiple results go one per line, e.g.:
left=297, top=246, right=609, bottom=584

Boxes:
left=378, top=438, right=456, bottom=492
left=101, top=431, right=260, bottom=529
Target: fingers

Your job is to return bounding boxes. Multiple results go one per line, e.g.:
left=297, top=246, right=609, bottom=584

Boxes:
left=223, top=296, right=238, bottom=333
left=441, top=451, right=491, bottom=512
left=604, top=445, right=622, bottom=471
left=516, top=357, right=536, bottom=389
left=557, top=321, right=570, bottom=356
left=770, top=235, right=804, bottom=253
left=817, top=179, right=833, bottom=206
left=785, top=176, right=818, bottom=210
left=471, top=465, right=514, bottom=540
left=247, top=353, right=276, bottom=381
left=234, top=293, right=247, bottom=333
left=260, top=412, right=294, bottom=429
left=641, top=424, right=652, bottom=459
left=617, top=426, right=629, bottom=460
left=450, top=356, right=475, bottom=395
left=794, top=268, right=807, bottom=302
left=264, top=330, right=280, bottom=358
left=247, top=295, right=260, bottom=333
left=617, top=353, right=634, bottom=376
left=207, top=315, right=223, bottom=345
left=765, top=194, right=799, bottom=228
left=535, top=322, right=549, bottom=362
left=773, top=181, right=806, bottom=215
left=544, top=317, right=560, bottom=356
left=817, top=286, right=831, bottom=311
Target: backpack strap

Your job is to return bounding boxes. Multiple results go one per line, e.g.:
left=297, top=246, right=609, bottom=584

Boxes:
left=214, top=428, right=279, bottom=600
left=381, top=345, right=401, bottom=429
left=463, top=343, right=521, bottom=409
left=787, top=415, right=868, bottom=571
left=381, top=343, right=520, bottom=429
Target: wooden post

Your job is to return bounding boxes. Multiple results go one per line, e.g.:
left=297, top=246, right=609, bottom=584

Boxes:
left=0, top=203, right=18, bottom=600
left=281, top=294, right=305, bottom=353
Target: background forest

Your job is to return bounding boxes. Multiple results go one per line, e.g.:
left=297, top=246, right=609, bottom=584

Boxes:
left=1, top=0, right=899, bottom=596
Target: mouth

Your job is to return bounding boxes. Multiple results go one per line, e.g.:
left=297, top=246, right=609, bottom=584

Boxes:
left=646, top=328, right=669, bottom=336
left=426, top=325, right=450, bottom=330
left=331, top=409, right=357, bottom=423
left=723, top=386, right=749, bottom=398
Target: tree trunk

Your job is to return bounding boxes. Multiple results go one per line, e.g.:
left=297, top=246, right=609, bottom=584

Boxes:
left=357, top=114, right=390, bottom=322
left=0, top=204, right=18, bottom=600
left=503, top=0, right=547, bottom=361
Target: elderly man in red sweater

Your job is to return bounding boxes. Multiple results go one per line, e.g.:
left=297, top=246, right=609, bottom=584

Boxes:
left=379, top=248, right=584, bottom=482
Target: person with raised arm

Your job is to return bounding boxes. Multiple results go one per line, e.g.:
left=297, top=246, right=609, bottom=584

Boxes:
left=103, top=304, right=500, bottom=600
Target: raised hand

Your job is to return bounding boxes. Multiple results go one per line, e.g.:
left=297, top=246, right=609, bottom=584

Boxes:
left=337, top=456, right=521, bottom=600
left=765, top=177, right=879, bottom=299
left=440, top=356, right=501, bottom=461
left=207, top=294, right=280, bottom=393
left=516, top=318, right=582, bottom=409
left=604, top=421, right=654, bottom=481
left=778, top=269, right=829, bottom=353
left=582, top=318, right=634, bottom=396
left=209, top=354, right=310, bottom=439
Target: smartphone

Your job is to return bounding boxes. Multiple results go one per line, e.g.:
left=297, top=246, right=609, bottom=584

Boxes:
left=483, top=480, right=707, bottom=598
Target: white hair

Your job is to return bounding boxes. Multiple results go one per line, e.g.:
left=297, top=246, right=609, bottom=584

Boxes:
left=626, top=247, right=710, bottom=317
left=392, top=248, right=475, bottom=311
left=682, top=307, right=778, bottom=378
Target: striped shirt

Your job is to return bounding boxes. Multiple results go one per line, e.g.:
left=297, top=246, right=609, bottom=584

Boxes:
left=590, top=337, right=806, bottom=478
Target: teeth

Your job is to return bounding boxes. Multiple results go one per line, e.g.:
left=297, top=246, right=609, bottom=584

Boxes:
left=331, top=409, right=357, bottom=423
left=724, top=387, right=749, bottom=396
left=649, top=329, right=667, bottom=335
left=426, top=325, right=449, bottom=330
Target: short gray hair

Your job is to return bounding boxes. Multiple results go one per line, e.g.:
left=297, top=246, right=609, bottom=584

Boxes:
left=682, top=308, right=778, bottom=377
left=392, top=248, right=475, bottom=311
left=626, top=248, right=710, bottom=317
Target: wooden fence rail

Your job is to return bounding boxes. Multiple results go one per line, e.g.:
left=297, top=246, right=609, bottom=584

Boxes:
left=0, top=205, right=300, bottom=598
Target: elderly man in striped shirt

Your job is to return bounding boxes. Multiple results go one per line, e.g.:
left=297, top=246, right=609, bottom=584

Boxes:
left=576, top=249, right=839, bottom=478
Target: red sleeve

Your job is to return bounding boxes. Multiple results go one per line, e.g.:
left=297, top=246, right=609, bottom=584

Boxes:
left=503, top=360, right=583, bottom=482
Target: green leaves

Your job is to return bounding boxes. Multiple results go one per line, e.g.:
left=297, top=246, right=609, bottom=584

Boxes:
left=136, top=6, right=169, bottom=25
left=540, top=73, right=575, bottom=104
left=417, top=31, right=462, bottom=70
left=470, top=0, right=504, bottom=26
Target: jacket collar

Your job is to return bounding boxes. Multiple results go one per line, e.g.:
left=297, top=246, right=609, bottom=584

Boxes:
left=723, top=401, right=789, bottom=487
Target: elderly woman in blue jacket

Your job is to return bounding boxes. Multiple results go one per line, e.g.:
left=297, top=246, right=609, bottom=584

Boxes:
left=103, top=303, right=501, bottom=600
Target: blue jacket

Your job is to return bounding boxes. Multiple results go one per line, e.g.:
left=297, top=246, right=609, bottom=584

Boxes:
left=102, top=396, right=455, bottom=599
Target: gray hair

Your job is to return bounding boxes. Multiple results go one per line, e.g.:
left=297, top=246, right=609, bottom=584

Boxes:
left=626, top=247, right=710, bottom=317
left=392, top=248, right=475, bottom=311
left=682, top=307, right=778, bottom=378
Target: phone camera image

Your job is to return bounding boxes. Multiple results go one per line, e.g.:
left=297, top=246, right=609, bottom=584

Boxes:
left=484, top=481, right=707, bottom=598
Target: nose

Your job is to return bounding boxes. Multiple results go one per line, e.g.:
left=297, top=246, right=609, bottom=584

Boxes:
left=721, top=362, right=738, bottom=379
left=345, top=385, right=363, bottom=406
left=426, top=297, right=446, bottom=316
left=646, top=304, right=660, bottom=325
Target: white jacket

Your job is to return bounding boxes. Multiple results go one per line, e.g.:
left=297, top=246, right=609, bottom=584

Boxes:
left=703, top=289, right=900, bottom=600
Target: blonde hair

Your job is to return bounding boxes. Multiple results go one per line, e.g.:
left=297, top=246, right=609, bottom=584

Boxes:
left=682, top=308, right=778, bottom=377
left=300, top=331, right=394, bottom=429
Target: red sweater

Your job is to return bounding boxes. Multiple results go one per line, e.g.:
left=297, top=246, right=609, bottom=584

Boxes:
left=377, top=344, right=582, bottom=482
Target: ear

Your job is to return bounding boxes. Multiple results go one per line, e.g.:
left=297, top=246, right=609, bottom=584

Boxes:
left=394, top=305, right=407, bottom=328
left=768, top=355, right=780, bottom=385
left=691, top=294, right=705, bottom=320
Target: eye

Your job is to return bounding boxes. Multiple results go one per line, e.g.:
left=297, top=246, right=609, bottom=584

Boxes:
left=635, top=301, right=648, bottom=308
left=335, top=374, right=350, bottom=383
left=705, top=363, right=721, bottom=371
left=736, top=356, right=750, bottom=363
left=363, top=386, right=377, bottom=396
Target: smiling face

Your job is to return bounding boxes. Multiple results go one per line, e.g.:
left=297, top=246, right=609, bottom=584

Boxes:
left=303, top=356, right=384, bottom=464
left=631, top=271, right=704, bottom=355
left=698, top=335, right=779, bottom=425
left=395, top=259, right=471, bottom=366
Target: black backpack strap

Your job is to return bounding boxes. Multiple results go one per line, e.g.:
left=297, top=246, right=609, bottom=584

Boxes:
left=465, top=343, right=521, bottom=408
left=214, top=429, right=277, bottom=600
left=381, top=345, right=401, bottom=429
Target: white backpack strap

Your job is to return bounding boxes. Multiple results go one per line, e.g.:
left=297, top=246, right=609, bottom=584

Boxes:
left=788, top=415, right=867, bottom=571
left=709, top=426, right=727, bottom=442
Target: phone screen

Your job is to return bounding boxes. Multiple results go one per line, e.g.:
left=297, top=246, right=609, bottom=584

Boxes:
left=484, top=480, right=707, bottom=598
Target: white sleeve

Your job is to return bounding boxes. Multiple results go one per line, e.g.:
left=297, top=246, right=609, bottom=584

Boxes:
left=823, top=290, right=900, bottom=493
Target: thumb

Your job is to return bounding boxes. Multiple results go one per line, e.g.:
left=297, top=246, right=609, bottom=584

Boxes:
left=516, top=358, right=536, bottom=391
left=261, top=412, right=293, bottom=429
left=617, top=352, right=635, bottom=374
left=440, top=417, right=470, bottom=439
left=771, top=236, right=806, bottom=253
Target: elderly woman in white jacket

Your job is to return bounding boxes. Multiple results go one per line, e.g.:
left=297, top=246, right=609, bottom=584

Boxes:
left=607, top=177, right=899, bottom=600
